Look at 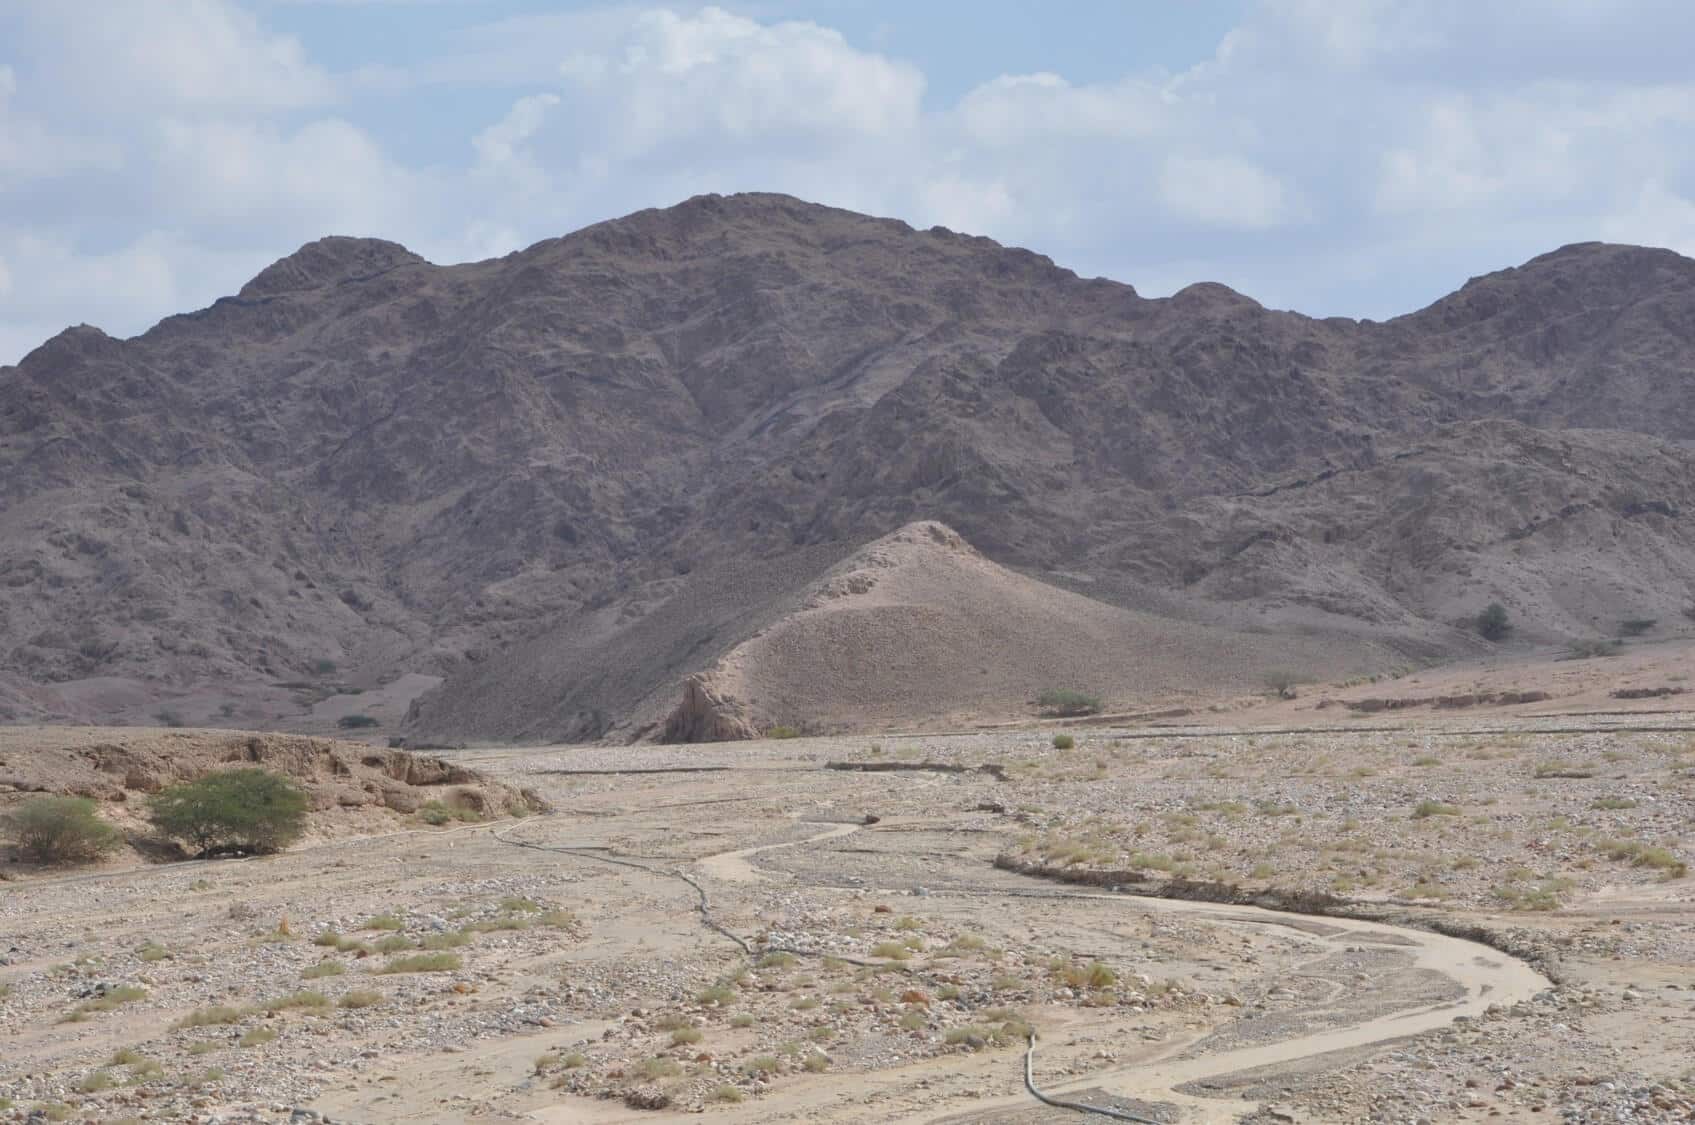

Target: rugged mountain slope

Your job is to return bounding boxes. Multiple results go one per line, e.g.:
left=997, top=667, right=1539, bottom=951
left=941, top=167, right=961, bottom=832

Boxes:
left=1, top=193, right=1693, bottom=737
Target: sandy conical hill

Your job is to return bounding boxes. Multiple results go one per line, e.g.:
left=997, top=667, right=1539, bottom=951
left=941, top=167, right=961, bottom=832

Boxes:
left=652, top=522, right=1358, bottom=738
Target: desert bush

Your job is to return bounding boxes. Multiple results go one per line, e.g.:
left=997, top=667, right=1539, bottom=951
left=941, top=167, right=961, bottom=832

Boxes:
left=337, top=990, right=382, bottom=1009
left=1566, top=637, right=1622, bottom=659
left=313, top=659, right=338, bottom=675
left=1618, top=617, right=1657, bottom=637
left=66, top=985, right=147, bottom=1021
left=301, top=961, right=345, bottom=979
left=3, top=796, right=121, bottom=864
left=1412, top=800, right=1461, bottom=819
left=764, top=725, right=803, bottom=739
left=237, top=1027, right=277, bottom=1048
left=154, top=709, right=186, bottom=728
left=337, top=714, right=379, bottom=729
left=417, top=799, right=480, bottom=826
left=1263, top=670, right=1310, bottom=700
left=174, top=1005, right=245, bottom=1028
left=710, top=1085, right=744, bottom=1103
left=1037, top=689, right=1102, bottom=717
left=262, top=990, right=330, bottom=1012
left=1596, top=838, right=1687, bottom=877
left=148, top=768, right=307, bottom=855
left=670, top=1026, right=703, bottom=1046
left=1051, top=734, right=1075, bottom=750
left=379, top=952, right=460, bottom=974
left=1475, top=602, right=1511, bottom=642
left=635, top=1057, right=682, bottom=1080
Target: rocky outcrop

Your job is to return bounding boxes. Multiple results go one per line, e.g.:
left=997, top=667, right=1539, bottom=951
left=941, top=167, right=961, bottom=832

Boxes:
left=0, top=729, right=543, bottom=816
left=659, top=674, right=760, bottom=744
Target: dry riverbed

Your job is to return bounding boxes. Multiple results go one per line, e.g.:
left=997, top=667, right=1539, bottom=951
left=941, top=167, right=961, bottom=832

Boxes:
left=2, top=715, right=1693, bottom=1123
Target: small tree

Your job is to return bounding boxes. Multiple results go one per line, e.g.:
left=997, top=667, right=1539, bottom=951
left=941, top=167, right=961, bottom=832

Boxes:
left=148, top=768, right=308, bottom=856
left=3, top=796, right=122, bottom=864
left=1476, top=602, right=1511, bottom=642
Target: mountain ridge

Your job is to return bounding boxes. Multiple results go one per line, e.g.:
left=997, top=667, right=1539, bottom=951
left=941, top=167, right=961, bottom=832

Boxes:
left=2, top=192, right=1692, bottom=738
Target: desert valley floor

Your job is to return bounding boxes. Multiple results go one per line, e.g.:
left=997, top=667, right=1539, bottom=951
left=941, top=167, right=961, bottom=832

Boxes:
left=3, top=648, right=1695, bottom=1125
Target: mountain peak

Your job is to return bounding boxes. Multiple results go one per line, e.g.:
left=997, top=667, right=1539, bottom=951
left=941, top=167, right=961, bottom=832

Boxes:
left=238, top=236, right=426, bottom=299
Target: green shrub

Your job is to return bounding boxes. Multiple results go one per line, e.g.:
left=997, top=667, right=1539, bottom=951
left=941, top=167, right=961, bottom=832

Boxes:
left=337, top=990, right=383, bottom=1009
left=1596, top=838, right=1687, bottom=876
left=1567, top=637, right=1622, bottom=659
left=262, top=990, right=330, bottom=1012
left=1412, top=800, right=1461, bottom=819
left=765, top=725, right=803, bottom=739
left=635, top=1057, right=682, bottom=1080
left=148, top=769, right=307, bottom=855
left=174, top=1005, right=245, bottom=1028
left=1037, top=689, right=1102, bottom=717
left=3, top=796, right=122, bottom=864
left=1476, top=602, right=1510, bottom=641
left=66, top=985, right=147, bottom=1021
left=1618, top=617, right=1656, bottom=637
left=1263, top=671, right=1311, bottom=700
left=1051, top=734, right=1075, bottom=750
left=379, top=952, right=460, bottom=974
left=418, top=799, right=484, bottom=826
left=301, top=961, right=345, bottom=979
left=337, top=714, right=380, bottom=729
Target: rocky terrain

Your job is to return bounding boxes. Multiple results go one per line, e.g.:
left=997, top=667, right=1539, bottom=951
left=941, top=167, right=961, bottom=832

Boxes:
left=0, top=728, right=540, bottom=874
left=1, top=677, right=1690, bottom=1123
left=2, top=194, right=1693, bottom=740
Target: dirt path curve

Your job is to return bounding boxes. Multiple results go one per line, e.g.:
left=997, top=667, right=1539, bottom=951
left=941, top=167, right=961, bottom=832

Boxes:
left=692, top=820, right=1551, bottom=1124
left=694, top=820, right=863, bottom=883
left=993, top=894, right=1548, bottom=1123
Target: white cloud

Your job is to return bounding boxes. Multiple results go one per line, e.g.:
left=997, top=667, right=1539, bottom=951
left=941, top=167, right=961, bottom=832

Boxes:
left=473, top=94, right=561, bottom=192
left=956, top=73, right=1170, bottom=146
left=1160, top=155, right=1293, bottom=230
left=560, top=7, right=925, bottom=155
left=16, top=0, right=333, bottom=113
left=1602, top=180, right=1695, bottom=257
left=153, top=117, right=417, bottom=236
left=8, top=0, right=1695, bottom=366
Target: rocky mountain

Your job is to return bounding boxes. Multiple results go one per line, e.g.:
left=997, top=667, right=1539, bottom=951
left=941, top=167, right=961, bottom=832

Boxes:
left=1, top=193, right=1692, bottom=739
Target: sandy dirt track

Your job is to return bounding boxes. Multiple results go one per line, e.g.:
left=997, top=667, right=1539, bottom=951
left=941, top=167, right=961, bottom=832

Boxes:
left=3, top=716, right=1692, bottom=1123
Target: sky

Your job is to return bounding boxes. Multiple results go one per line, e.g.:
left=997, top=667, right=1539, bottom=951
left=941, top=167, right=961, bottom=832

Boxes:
left=4, top=0, right=1695, bottom=366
